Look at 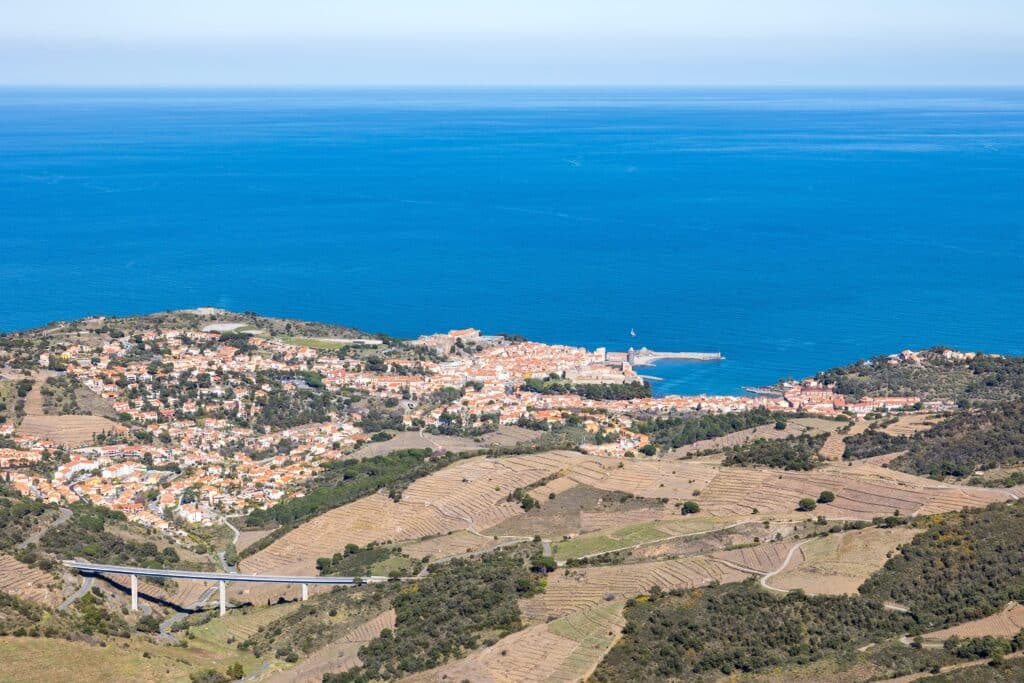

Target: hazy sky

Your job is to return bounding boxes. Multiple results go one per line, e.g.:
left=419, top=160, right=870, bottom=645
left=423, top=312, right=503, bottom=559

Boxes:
left=2, top=0, right=1023, bottom=86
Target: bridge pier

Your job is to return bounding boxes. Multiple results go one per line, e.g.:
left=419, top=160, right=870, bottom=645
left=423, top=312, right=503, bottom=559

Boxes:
left=62, top=560, right=382, bottom=619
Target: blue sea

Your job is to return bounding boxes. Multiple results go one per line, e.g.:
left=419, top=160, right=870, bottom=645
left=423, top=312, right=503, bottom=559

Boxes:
left=2, top=89, right=1023, bottom=395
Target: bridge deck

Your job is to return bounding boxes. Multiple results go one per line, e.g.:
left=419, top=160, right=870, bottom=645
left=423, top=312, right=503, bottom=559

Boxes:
left=64, top=560, right=388, bottom=584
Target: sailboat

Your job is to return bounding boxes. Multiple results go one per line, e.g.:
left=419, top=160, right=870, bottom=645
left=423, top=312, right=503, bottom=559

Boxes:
left=629, top=328, right=637, bottom=337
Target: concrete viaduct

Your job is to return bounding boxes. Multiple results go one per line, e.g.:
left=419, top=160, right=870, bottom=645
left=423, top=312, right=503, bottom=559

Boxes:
left=64, top=560, right=389, bottom=616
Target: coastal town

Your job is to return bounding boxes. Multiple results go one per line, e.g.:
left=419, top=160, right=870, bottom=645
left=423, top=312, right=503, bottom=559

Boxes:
left=0, top=315, right=934, bottom=537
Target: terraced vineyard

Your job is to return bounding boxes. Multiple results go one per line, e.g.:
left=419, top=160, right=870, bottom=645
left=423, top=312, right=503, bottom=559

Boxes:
left=521, top=553, right=759, bottom=620
left=400, top=530, right=507, bottom=560
left=14, top=377, right=117, bottom=447
left=924, top=603, right=1024, bottom=641
left=243, top=446, right=1013, bottom=587
left=667, top=420, right=823, bottom=457
left=407, top=602, right=626, bottom=683
left=0, top=554, right=58, bottom=606
left=266, top=609, right=396, bottom=683
left=241, top=452, right=588, bottom=577
left=225, top=438, right=1024, bottom=678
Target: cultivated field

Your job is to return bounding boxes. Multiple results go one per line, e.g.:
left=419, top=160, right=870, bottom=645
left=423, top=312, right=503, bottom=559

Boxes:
left=765, top=526, right=920, bottom=595
left=15, top=379, right=116, bottom=447
left=486, top=484, right=669, bottom=539
left=401, top=530, right=507, bottom=561
left=16, top=414, right=118, bottom=447
left=406, top=601, right=626, bottom=683
left=667, top=420, right=832, bottom=458
left=552, top=516, right=727, bottom=561
left=881, top=412, right=942, bottom=436
left=266, top=609, right=396, bottom=682
left=924, top=603, right=1024, bottom=641
left=820, top=418, right=872, bottom=460
left=0, top=554, right=59, bottom=606
left=241, top=452, right=589, bottom=578
left=520, top=551, right=763, bottom=620
left=243, top=448, right=1012, bottom=592
left=712, top=539, right=798, bottom=574
left=350, top=425, right=537, bottom=460
left=629, top=520, right=792, bottom=561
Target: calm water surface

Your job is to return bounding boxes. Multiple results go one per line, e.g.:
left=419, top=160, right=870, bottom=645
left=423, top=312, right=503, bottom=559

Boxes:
left=2, top=89, right=1023, bottom=394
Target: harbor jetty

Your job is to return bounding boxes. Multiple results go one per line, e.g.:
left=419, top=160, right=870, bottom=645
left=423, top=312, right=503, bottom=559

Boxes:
left=606, top=347, right=723, bottom=367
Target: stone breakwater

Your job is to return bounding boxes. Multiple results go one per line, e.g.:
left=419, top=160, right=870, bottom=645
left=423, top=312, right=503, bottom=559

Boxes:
left=606, top=348, right=723, bottom=366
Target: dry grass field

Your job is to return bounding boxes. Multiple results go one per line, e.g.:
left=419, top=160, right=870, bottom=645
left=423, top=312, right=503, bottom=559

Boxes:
left=348, top=431, right=479, bottom=459
left=0, top=553, right=59, bottom=606
left=406, top=601, right=626, bottom=683
left=0, top=634, right=262, bottom=683
left=192, top=600, right=303, bottom=645
left=0, top=637, right=196, bottom=683
left=765, top=526, right=920, bottom=595
left=236, top=527, right=276, bottom=552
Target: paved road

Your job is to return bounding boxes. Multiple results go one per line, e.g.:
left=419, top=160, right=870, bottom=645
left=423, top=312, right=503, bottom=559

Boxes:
left=17, top=507, right=72, bottom=549
left=58, top=575, right=93, bottom=611
left=64, top=560, right=389, bottom=585
left=159, top=585, right=218, bottom=641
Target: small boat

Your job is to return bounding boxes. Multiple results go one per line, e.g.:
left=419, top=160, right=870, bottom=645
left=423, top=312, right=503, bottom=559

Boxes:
left=629, top=328, right=637, bottom=337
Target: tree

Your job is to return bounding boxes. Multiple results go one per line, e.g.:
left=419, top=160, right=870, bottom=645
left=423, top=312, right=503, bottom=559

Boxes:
left=798, top=498, right=817, bottom=512
left=817, top=490, right=835, bottom=504
left=530, top=555, right=557, bottom=573
left=682, top=500, right=701, bottom=515
left=225, top=662, right=244, bottom=680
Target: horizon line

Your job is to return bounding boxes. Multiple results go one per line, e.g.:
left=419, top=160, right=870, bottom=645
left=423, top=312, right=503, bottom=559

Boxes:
left=3, top=83, right=1024, bottom=91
